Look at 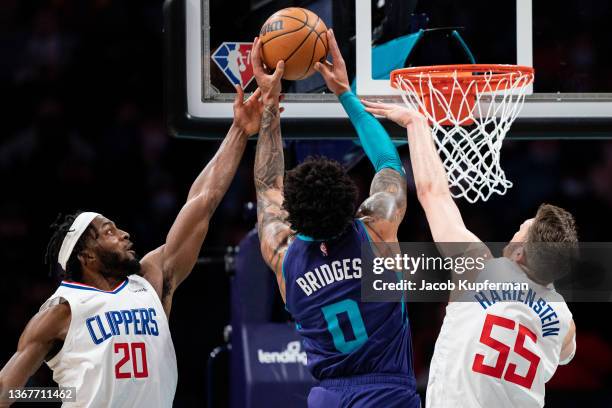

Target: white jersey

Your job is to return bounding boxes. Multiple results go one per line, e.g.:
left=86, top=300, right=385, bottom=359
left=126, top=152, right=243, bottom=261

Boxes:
left=427, top=258, right=573, bottom=408
left=41, top=274, right=177, bottom=408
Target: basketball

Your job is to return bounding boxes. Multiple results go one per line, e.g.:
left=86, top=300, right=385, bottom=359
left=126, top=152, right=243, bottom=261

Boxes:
left=259, top=7, right=328, bottom=81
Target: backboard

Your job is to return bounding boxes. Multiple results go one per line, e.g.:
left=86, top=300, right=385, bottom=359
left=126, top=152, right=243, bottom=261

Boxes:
left=164, top=0, right=612, bottom=139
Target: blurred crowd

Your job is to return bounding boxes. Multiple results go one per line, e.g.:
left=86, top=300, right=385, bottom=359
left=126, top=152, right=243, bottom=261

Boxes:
left=0, top=0, right=611, bottom=406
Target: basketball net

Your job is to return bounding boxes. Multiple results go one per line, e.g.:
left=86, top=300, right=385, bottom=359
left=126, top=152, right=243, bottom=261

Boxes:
left=392, top=65, right=534, bottom=203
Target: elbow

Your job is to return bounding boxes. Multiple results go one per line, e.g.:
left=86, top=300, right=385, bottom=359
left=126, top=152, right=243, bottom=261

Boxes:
left=416, top=181, right=450, bottom=203
left=415, top=181, right=437, bottom=202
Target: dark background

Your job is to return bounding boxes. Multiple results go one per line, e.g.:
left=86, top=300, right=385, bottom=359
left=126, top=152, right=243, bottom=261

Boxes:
left=1, top=0, right=612, bottom=407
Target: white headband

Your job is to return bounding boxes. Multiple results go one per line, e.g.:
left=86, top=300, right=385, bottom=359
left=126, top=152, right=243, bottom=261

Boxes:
left=58, top=212, right=100, bottom=271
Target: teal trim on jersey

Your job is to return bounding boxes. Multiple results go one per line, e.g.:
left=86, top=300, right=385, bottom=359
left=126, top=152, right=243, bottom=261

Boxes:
left=281, top=235, right=297, bottom=314
left=296, top=232, right=343, bottom=242
left=296, top=233, right=316, bottom=242
left=356, top=219, right=373, bottom=243
left=322, top=299, right=368, bottom=354
left=281, top=252, right=287, bottom=282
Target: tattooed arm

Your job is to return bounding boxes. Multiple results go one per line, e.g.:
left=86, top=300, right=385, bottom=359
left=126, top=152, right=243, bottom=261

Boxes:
left=254, top=103, right=292, bottom=301
left=251, top=37, right=292, bottom=301
left=356, top=168, right=407, bottom=242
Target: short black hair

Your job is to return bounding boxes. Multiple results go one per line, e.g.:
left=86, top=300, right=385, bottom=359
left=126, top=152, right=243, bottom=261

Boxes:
left=283, top=157, right=358, bottom=240
left=45, top=212, right=98, bottom=282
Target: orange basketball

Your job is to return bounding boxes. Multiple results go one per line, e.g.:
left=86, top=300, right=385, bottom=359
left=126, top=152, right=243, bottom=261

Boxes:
left=259, top=7, right=328, bottom=81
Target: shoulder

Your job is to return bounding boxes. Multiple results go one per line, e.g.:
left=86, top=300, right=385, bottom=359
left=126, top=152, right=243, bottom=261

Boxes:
left=139, top=246, right=165, bottom=297
left=26, top=301, right=71, bottom=343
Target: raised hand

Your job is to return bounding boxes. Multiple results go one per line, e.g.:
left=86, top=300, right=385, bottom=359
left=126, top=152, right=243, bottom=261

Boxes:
left=232, top=85, right=285, bottom=137
left=313, top=29, right=350, bottom=96
left=251, top=37, right=284, bottom=103
left=362, top=100, right=427, bottom=128
left=232, top=86, right=263, bottom=137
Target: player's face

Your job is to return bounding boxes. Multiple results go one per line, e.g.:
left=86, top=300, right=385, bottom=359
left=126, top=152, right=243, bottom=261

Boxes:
left=503, top=218, right=534, bottom=259
left=91, top=216, right=141, bottom=278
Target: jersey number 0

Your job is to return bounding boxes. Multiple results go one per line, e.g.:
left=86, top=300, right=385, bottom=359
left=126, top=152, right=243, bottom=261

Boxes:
left=322, top=299, right=368, bottom=353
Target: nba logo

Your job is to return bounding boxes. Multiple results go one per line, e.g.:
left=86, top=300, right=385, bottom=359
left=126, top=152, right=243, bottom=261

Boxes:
left=211, top=42, right=255, bottom=88
left=320, top=243, right=328, bottom=257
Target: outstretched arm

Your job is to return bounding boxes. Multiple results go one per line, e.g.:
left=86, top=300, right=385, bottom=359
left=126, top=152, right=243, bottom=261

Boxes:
left=251, top=37, right=292, bottom=301
left=0, top=303, right=70, bottom=407
left=363, top=101, right=483, bottom=245
left=141, top=86, right=263, bottom=315
left=314, top=29, right=406, bottom=242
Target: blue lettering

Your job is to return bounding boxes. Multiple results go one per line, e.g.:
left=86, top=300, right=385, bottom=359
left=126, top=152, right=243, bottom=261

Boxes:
left=474, top=291, right=491, bottom=309
left=501, top=289, right=513, bottom=300
left=131, top=309, right=142, bottom=335
left=86, top=309, right=160, bottom=343
left=86, top=317, right=103, bottom=345
left=148, top=308, right=159, bottom=336
left=533, top=298, right=546, bottom=314
left=110, top=311, right=124, bottom=335
left=490, top=290, right=501, bottom=304
left=104, top=312, right=117, bottom=335
left=140, top=309, right=150, bottom=335
left=525, top=289, right=536, bottom=307
left=541, top=311, right=558, bottom=324
left=543, top=326, right=560, bottom=337
left=539, top=304, right=554, bottom=318
left=121, top=310, right=133, bottom=334
left=95, top=315, right=112, bottom=341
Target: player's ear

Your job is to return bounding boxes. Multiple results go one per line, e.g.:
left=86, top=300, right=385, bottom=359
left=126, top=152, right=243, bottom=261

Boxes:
left=77, top=249, right=96, bottom=266
left=513, top=245, right=526, bottom=264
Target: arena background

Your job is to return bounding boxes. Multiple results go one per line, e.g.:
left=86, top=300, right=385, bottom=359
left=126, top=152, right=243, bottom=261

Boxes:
left=1, top=0, right=611, bottom=407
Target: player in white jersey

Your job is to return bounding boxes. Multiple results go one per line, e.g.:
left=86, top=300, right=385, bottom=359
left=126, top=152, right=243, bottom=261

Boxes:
left=0, top=86, right=269, bottom=407
left=362, top=101, right=578, bottom=407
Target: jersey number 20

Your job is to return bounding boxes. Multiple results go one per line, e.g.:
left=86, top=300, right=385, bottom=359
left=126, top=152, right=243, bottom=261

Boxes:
left=471, top=313, right=540, bottom=389
left=114, top=342, right=149, bottom=379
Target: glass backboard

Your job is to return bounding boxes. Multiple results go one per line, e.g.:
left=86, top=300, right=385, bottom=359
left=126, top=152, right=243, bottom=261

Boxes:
left=164, top=0, right=612, bottom=139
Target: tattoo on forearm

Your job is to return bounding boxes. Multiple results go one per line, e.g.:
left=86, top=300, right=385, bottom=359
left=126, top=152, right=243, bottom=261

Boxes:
left=254, top=104, right=284, bottom=193
left=254, top=102, right=292, bottom=269
left=370, top=168, right=406, bottom=198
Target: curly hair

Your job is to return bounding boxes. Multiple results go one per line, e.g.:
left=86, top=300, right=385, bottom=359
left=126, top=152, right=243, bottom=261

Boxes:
left=44, top=212, right=98, bottom=282
left=283, top=157, right=358, bottom=240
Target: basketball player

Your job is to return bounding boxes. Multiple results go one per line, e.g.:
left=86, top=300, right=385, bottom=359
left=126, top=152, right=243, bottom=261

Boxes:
left=363, top=100, right=577, bottom=408
left=0, top=86, right=267, bottom=407
left=250, top=30, right=420, bottom=407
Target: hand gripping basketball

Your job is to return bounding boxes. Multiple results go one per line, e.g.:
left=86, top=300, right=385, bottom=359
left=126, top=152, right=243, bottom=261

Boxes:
left=313, top=29, right=350, bottom=96
left=251, top=37, right=284, bottom=102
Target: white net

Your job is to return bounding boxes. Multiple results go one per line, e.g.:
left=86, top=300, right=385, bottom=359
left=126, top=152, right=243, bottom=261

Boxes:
left=394, top=67, right=533, bottom=203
